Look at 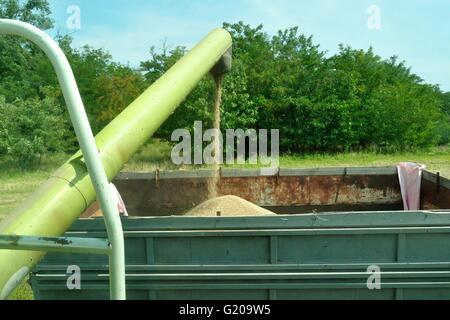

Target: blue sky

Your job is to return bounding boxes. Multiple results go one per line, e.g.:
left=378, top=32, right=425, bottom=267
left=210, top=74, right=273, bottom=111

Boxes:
left=47, top=0, right=450, bottom=91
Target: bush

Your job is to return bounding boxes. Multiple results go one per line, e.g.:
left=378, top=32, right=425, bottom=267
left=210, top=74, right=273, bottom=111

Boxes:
left=0, top=96, right=69, bottom=169
left=142, top=22, right=447, bottom=153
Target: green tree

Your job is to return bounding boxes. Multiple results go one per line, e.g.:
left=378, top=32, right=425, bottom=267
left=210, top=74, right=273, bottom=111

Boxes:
left=0, top=96, right=68, bottom=168
left=93, top=66, right=146, bottom=130
left=443, top=92, right=450, bottom=115
left=140, top=21, right=448, bottom=153
left=141, top=45, right=216, bottom=137
left=0, top=0, right=54, bottom=101
left=1, top=7, right=449, bottom=162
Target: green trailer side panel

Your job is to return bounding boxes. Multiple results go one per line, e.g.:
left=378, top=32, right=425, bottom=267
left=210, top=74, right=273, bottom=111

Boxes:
left=31, top=211, right=450, bottom=300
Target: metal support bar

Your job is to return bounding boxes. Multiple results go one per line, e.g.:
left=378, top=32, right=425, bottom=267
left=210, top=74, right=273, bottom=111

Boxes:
left=0, top=235, right=111, bottom=255
left=0, top=19, right=125, bottom=300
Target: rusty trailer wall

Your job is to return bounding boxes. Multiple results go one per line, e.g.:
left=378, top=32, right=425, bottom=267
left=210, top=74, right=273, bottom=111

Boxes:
left=81, top=167, right=450, bottom=217
left=95, top=167, right=411, bottom=217
left=421, top=171, right=450, bottom=210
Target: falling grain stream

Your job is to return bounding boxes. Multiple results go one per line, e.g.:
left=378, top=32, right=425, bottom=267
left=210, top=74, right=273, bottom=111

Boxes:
left=187, top=75, right=276, bottom=217
left=207, top=75, right=224, bottom=200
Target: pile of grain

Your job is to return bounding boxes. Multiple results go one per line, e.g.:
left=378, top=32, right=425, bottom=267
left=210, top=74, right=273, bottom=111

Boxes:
left=185, top=195, right=276, bottom=217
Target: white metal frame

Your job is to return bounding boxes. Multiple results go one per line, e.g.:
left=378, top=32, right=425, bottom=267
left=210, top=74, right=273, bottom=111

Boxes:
left=0, top=19, right=126, bottom=300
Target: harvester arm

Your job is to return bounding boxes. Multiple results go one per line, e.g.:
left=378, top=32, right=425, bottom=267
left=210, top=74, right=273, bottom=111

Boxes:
left=0, top=20, right=232, bottom=299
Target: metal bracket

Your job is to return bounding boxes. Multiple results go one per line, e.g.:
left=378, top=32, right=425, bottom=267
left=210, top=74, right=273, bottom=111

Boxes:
left=0, top=235, right=111, bottom=255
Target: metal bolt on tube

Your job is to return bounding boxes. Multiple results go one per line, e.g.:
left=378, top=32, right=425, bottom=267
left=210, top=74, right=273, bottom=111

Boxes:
left=0, top=19, right=126, bottom=300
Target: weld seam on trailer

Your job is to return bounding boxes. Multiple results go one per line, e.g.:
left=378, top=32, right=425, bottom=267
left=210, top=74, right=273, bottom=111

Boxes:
left=68, top=211, right=450, bottom=231
left=33, top=262, right=450, bottom=272
left=33, top=271, right=450, bottom=280
left=31, top=282, right=450, bottom=290
left=63, top=226, right=450, bottom=237
left=115, top=167, right=401, bottom=180
left=279, top=167, right=398, bottom=177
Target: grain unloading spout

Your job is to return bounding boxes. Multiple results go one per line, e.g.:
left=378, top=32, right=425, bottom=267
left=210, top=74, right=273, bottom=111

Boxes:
left=211, top=47, right=232, bottom=77
left=0, top=22, right=232, bottom=299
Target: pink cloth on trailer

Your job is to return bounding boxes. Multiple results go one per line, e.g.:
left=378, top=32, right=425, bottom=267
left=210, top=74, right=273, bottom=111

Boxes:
left=397, top=162, right=426, bottom=211
left=110, top=183, right=128, bottom=217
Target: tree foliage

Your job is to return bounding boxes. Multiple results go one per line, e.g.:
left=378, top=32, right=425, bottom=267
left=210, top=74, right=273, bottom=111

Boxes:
left=143, top=21, right=447, bottom=152
left=0, top=96, right=68, bottom=167
left=0, top=1, right=449, bottom=168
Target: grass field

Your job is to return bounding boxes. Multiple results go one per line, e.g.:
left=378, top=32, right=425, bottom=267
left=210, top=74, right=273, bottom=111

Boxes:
left=1, top=143, right=449, bottom=299
left=2, top=143, right=450, bottom=221
left=124, top=141, right=450, bottom=174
